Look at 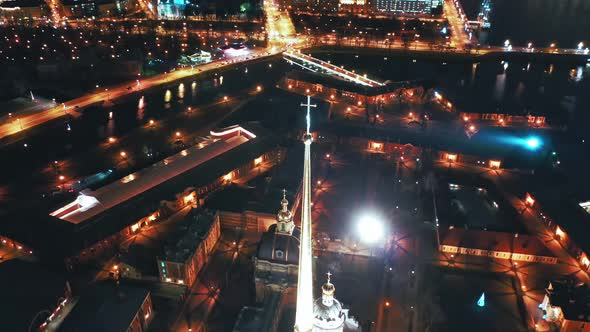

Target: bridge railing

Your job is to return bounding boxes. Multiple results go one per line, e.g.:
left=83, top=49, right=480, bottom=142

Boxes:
left=283, top=50, right=384, bottom=87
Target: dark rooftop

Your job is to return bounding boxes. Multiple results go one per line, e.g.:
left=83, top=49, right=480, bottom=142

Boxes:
left=0, top=123, right=278, bottom=260
left=0, top=260, right=68, bottom=332
left=547, top=279, right=590, bottom=322
left=161, top=208, right=217, bottom=263
left=59, top=281, right=149, bottom=332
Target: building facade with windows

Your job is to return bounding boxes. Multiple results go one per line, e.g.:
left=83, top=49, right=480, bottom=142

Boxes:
left=157, top=209, right=221, bottom=286
left=374, top=0, right=442, bottom=15
left=440, top=228, right=557, bottom=264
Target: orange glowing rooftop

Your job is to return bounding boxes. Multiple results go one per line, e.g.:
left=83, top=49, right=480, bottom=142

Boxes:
left=50, top=125, right=256, bottom=224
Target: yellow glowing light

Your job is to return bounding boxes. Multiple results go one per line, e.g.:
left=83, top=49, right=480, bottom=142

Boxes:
left=183, top=193, right=195, bottom=204
left=120, top=151, right=127, bottom=157
left=223, top=173, right=233, bottom=181
left=446, top=154, right=457, bottom=162
left=525, top=193, right=535, bottom=207
left=131, top=223, right=140, bottom=232
left=489, top=160, right=501, bottom=169
left=555, top=226, right=565, bottom=238
left=371, top=142, right=383, bottom=150
left=254, top=156, right=263, bottom=165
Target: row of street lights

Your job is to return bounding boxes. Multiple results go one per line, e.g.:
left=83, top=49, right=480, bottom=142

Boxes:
left=504, top=39, right=589, bottom=54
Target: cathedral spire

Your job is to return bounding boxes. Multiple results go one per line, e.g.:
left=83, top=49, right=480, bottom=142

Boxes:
left=295, top=96, right=316, bottom=332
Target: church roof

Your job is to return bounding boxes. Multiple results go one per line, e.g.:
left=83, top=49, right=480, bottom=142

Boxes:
left=313, top=297, right=345, bottom=326
left=256, top=224, right=300, bottom=265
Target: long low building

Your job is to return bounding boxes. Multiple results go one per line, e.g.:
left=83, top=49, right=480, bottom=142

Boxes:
left=281, top=70, right=426, bottom=106
left=0, top=124, right=283, bottom=267
left=440, top=228, right=557, bottom=264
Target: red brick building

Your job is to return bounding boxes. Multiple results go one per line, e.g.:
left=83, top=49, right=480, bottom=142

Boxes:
left=157, top=209, right=221, bottom=287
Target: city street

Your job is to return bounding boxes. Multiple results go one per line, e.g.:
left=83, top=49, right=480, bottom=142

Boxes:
left=0, top=49, right=278, bottom=143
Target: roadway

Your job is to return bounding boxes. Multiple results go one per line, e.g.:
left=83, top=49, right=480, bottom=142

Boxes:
left=307, top=34, right=590, bottom=58
left=442, top=0, right=471, bottom=48
left=0, top=86, right=261, bottom=202
left=0, top=49, right=279, bottom=143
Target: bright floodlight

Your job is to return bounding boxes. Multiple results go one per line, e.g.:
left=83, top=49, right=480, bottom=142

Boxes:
left=525, top=137, right=541, bottom=149
left=76, top=194, right=100, bottom=211
left=357, top=214, right=384, bottom=244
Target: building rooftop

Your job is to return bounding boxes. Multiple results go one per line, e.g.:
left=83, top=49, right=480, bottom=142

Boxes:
left=232, top=291, right=282, bottom=332
left=256, top=223, right=301, bottom=265
left=161, top=208, right=217, bottom=263
left=50, top=126, right=254, bottom=224
left=0, top=124, right=277, bottom=260
left=59, top=281, right=150, bottom=332
left=546, top=279, right=590, bottom=322
left=0, top=260, right=68, bottom=332
left=441, top=228, right=555, bottom=258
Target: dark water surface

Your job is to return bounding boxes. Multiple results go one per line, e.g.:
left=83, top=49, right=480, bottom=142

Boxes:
left=461, top=0, right=590, bottom=47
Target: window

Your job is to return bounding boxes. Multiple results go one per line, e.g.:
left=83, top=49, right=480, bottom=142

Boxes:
left=275, top=250, right=284, bottom=259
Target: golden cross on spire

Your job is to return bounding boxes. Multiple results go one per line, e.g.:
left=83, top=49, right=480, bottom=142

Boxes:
left=326, top=271, right=332, bottom=283
left=282, top=188, right=287, bottom=200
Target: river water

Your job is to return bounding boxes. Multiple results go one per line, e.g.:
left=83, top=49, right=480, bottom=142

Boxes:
left=461, top=0, right=590, bottom=47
